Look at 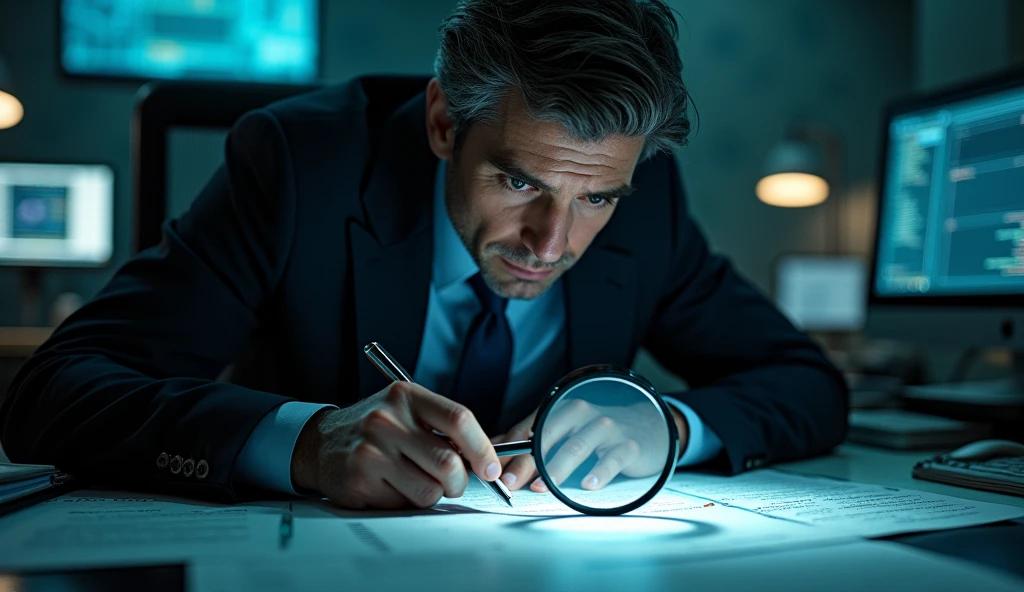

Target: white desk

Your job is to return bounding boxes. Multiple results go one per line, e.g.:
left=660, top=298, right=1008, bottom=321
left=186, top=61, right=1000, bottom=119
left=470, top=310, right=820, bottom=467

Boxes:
left=779, top=443, right=1024, bottom=508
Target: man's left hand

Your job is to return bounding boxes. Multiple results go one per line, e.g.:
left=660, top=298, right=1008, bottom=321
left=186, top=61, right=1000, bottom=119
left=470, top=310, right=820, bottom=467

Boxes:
left=491, top=401, right=689, bottom=492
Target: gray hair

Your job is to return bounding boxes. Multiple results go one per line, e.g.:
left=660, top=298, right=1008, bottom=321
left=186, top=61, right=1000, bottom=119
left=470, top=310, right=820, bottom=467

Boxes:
left=434, top=0, right=693, bottom=160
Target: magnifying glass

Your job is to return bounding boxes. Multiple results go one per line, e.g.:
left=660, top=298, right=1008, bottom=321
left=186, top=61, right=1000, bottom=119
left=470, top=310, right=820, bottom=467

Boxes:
left=494, top=365, right=679, bottom=516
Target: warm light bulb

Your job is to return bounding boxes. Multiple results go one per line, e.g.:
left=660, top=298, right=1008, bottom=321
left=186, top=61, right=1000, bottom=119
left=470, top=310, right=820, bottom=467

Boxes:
left=0, top=90, right=24, bottom=130
left=756, top=172, right=829, bottom=207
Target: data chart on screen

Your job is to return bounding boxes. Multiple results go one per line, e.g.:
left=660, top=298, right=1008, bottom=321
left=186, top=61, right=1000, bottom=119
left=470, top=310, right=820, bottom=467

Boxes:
left=60, top=0, right=319, bottom=84
left=0, top=162, right=114, bottom=266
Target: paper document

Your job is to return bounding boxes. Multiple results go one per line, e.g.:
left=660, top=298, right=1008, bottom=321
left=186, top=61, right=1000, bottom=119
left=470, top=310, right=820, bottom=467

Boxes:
left=0, top=491, right=281, bottom=570
left=0, top=463, right=61, bottom=506
left=670, top=469, right=1024, bottom=538
left=287, top=478, right=851, bottom=562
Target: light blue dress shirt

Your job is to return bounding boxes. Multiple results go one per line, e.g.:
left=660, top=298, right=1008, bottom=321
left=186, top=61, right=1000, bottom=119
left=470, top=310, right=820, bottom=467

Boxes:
left=235, top=161, right=722, bottom=494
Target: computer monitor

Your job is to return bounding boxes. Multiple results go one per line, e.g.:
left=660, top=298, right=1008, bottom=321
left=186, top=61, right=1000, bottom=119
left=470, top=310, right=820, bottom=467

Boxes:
left=867, top=67, right=1024, bottom=416
left=0, top=162, right=114, bottom=267
left=59, top=0, right=320, bottom=84
left=775, top=255, right=867, bottom=333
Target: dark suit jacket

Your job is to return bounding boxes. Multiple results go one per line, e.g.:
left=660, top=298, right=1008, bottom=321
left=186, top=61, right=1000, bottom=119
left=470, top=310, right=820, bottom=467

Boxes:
left=0, top=76, right=847, bottom=502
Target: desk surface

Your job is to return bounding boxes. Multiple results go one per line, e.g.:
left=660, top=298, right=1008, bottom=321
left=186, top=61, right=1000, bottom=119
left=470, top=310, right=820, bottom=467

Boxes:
left=779, top=442, right=1024, bottom=507
left=1, top=442, right=1022, bottom=590
left=0, top=327, right=52, bottom=357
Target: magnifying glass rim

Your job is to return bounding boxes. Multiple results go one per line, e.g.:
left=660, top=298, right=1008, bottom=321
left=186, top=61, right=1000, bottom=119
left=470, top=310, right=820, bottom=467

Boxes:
left=531, top=364, right=679, bottom=516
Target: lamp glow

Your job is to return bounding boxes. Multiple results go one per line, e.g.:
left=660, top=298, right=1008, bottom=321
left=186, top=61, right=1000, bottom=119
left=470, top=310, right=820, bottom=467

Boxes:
left=756, top=172, right=829, bottom=208
left=0, top=90, right=23, bottom=130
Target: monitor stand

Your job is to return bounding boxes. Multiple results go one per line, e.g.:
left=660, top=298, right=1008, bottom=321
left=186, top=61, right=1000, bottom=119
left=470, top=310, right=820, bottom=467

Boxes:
left=19, top=267, right=43, bottom=326
left=904, top=352, right=1024, bottom=422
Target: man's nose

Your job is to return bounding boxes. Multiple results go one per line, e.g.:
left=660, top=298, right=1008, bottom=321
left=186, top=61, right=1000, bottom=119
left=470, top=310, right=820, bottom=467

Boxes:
left=520, top=199, right=572, bottom=264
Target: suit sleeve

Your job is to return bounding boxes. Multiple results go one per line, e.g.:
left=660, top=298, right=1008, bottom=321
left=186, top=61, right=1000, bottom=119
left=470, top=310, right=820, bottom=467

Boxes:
left=645, top=157, right=848, bottom=474
left=0, top=109, right=300, bottom=502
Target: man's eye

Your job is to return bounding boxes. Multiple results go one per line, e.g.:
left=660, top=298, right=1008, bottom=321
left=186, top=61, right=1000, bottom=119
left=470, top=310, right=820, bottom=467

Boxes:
left=506, top=176, right=529, bottom=191
left=583, top=195, right=617, bottom=209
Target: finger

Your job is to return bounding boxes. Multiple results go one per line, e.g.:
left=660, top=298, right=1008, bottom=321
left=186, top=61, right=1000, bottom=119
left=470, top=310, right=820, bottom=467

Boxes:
left=530, top=477, right=549, bottom=493
left=361, top=400, right=467, bottom=497
left=538, top=398, right=594, bottom=458
left=509, top=409, right=537, bottom=439
left=364, top=479, right=410, bottom=510
left=500, top=453, right=538, bottom=491
left=507, top=414, right=535, bottom=442
left=407, top=386, right=500, bottom=482
left=395, top=429, right=470, bottom=499
left=384, top=455, right=447, bottom=509
left=543, top=416, right=617, bottom=487
left=322, top=442, right=408, bottom=510
left=582, top=440, right=640, bottom=490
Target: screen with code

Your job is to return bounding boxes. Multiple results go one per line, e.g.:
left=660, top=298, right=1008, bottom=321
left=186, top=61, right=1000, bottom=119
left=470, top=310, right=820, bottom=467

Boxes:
left=876, top=85, right=1024, bottom=296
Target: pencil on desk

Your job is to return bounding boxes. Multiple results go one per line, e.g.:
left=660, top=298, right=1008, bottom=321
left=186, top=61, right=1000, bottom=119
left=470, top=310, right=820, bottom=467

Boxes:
left=279, top=508, right=293, bottom=549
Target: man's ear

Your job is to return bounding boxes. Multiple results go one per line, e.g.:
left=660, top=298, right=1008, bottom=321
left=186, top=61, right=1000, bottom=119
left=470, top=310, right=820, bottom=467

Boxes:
left=426, top=78, right=456, bottom=160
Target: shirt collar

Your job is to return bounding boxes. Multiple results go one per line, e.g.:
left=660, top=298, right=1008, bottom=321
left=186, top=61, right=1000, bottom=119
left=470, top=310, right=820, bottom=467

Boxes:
left=433, top=160, right=479, bottom=291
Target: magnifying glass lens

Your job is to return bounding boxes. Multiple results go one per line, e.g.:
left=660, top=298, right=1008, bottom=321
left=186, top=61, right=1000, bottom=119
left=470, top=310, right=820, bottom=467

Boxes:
left=536, top=374, right=673, bottom=513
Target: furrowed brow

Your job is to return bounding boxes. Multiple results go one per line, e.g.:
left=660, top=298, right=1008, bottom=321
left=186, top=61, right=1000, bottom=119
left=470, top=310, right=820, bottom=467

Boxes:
left=487, top=157, right=556, bottom=193
left=584, top=184, right=634, bottom=201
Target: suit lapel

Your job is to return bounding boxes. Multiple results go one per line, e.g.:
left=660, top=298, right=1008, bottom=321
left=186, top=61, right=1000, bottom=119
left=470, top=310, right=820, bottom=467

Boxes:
left=351, top=225, right=433, bottom=398
left=350, top=90, right=437, bottom=398
left=565, top=245, right=637, bottom=370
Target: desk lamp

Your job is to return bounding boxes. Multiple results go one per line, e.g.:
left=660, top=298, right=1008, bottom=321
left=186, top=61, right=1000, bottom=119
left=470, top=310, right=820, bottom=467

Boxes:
left=757, top=122, right=843, bottom=253
left=0, top=55, right=24, bottom=130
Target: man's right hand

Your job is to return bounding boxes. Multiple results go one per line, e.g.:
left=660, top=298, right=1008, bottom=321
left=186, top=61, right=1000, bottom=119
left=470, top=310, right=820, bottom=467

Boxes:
left=290, top=382, right=502, bottom=509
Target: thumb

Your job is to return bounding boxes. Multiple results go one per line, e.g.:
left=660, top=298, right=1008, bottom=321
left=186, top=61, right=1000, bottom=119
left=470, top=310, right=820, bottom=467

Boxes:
left=493, top=410, right=536, bottom=466
left=506, top=411, right=536, bottom=442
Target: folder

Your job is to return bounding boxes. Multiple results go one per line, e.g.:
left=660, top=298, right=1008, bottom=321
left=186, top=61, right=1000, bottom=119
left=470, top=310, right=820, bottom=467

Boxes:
left=0, top=463, right=74, bottom=517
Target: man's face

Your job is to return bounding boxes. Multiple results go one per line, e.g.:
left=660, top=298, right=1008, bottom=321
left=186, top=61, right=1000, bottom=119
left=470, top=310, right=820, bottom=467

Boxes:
left=445, top=97, right=645, bottom=300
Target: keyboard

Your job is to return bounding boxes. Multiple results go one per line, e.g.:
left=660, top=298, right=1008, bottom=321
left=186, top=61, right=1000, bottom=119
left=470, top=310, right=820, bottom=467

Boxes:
left=913, top=454, right=1024, bottom=497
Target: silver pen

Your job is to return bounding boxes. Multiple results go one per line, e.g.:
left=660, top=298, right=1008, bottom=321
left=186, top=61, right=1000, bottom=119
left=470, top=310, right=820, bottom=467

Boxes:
left=363, top=342, right=514, bottom=508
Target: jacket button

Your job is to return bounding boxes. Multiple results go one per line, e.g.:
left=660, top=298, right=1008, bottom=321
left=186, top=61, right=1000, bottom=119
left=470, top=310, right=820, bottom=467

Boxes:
left=196, top=460, right=209, bottom=480
left=182, top=458, right=196, bottom=478
left=156, top=452, right=169, bottom=469
left=169, top=455, right=183, bottom=475
left=744, top=458, right=755, bottom=470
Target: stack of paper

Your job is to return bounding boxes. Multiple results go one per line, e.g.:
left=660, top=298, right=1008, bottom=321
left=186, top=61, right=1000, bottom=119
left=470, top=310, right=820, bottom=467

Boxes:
left=0, top=463, right=66, bottom=507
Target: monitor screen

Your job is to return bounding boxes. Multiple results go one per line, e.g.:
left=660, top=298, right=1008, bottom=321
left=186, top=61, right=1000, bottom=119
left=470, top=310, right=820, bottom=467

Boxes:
left=0, top=163, right=114, bottom=266
left=60, top=0, right=319, bottom=84
left=875, top=84, right=1024, bottom=297
left=775, top=256, right=867, bottom=332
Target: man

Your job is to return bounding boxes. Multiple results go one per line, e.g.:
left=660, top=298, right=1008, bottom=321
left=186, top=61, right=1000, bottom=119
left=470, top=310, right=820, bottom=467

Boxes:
left=0, top=0, right=846, bottom=510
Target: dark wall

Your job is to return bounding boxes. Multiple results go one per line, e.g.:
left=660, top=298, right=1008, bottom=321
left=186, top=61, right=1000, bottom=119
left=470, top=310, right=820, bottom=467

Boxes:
left=668, top=0, right=914, bottom=289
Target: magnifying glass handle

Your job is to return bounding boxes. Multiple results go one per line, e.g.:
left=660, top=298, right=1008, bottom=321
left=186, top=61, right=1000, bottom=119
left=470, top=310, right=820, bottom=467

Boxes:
left=493, top=440, right=533, bottom=457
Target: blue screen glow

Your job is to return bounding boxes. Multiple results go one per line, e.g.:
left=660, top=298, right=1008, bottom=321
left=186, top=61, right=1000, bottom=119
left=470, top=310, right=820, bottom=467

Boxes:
left=61, top=0, right=319, bottom=84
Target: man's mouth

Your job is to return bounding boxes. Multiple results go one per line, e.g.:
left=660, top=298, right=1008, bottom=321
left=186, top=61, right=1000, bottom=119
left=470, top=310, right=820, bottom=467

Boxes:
left=499, top=257, right=555, bottom=281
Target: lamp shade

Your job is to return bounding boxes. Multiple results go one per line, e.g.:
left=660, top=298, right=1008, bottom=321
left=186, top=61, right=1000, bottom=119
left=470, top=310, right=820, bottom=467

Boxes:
left=0, top=55, right=24, bottom=130
left=756, top=138, right=829, bottom=207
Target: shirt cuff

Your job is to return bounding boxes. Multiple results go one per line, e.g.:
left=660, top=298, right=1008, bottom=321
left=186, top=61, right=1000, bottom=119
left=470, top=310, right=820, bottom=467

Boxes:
left=235, top=401, right=336, bottom=494
left=663, top=397, right=724, bottom=467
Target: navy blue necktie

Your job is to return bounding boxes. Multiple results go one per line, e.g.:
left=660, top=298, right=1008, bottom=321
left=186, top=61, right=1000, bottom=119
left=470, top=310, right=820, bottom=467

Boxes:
left=450, top=273, right=513, bottom=434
